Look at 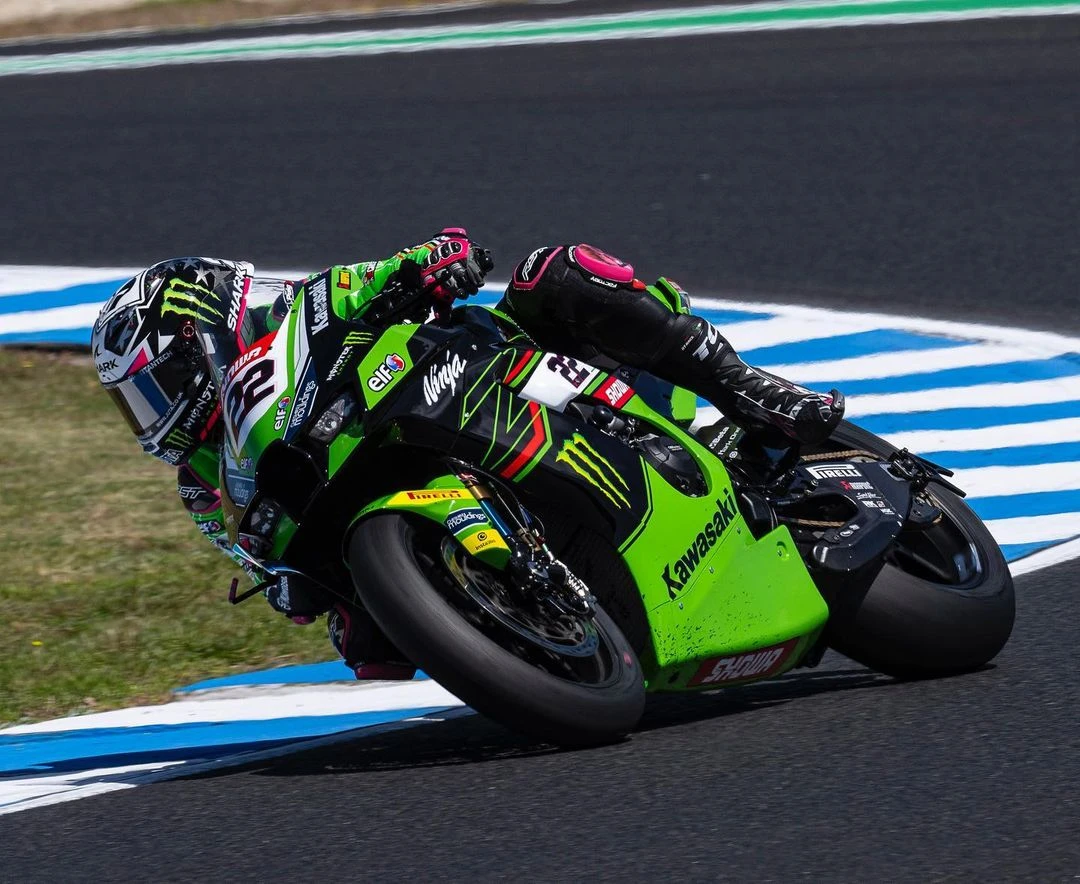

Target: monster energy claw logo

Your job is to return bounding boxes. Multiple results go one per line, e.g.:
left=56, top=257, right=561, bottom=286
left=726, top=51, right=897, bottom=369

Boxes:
left=161, top=279, right=224, bottom=323
left=164, top=428, right=194, bottom=449
left=556, top=432, right=630, bottom=509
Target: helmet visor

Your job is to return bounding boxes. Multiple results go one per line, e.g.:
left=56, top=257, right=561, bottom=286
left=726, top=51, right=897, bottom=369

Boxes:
left=105, top=348, right=194, bottom=438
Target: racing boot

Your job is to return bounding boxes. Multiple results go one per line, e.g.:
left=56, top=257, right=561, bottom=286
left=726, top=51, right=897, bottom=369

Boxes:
left=662, top=314, right=845, bottom=448
left=328, top=604, right=417, bottom=681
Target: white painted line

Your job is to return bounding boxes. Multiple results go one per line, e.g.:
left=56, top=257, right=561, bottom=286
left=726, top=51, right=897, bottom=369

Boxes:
left=984, top=512, right=1080, bottom=545
left=1010, top=536, right=1080, bottom=576
left=1, top=679, right=462, bottom=736
left=846, top=377, right=1080, bottom=417
left=719, top=314, right=898, bottom=351
left=0, top=761, right=184, bottom=815
left=765, top=342, right=1063, bottom=384
left=886, top=417, right=1080, bottom=454
left=693, top=296, right=1080, bottom=357
left=0, top=266, right=134, bottom=297
left=939, top=461, right=1080, bottom=499
left=0, top=303, right=101, bottom=333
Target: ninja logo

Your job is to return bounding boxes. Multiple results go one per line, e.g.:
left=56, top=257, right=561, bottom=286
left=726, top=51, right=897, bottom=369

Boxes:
left=661, top=489, right=739, bottom=598
left=423, top=352, right=467, bottom=406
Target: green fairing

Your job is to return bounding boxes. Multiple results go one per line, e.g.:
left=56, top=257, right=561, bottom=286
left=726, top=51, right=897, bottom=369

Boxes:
left=357, top=325, right=419, bottom=409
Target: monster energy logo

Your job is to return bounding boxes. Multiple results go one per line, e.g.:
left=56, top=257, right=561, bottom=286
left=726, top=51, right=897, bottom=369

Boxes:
left=164, top=428, right=194, bottom=449
left=556, top=432, right=630, bottom=509
left=161, top=279, right=223, bottom=323
left=343, top=331, right=375, bottom=346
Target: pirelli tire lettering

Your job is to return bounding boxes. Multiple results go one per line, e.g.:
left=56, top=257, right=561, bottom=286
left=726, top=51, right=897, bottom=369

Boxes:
left=661, top=488, right=740, bottom=598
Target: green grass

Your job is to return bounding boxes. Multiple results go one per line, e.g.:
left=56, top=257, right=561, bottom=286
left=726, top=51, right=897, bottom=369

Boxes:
left=0, top=348, right=333, bottom=727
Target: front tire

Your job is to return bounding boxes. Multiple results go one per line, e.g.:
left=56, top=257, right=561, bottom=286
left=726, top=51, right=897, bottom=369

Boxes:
left=817, top=421, right=1016, bottom=677
left=348, top=513, right=645, bottom=745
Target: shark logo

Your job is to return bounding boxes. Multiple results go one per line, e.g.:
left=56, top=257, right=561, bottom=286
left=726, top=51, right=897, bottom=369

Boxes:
left=161, top=278, right=223, bottom=324
left=556, top=432, right=630, bottom=509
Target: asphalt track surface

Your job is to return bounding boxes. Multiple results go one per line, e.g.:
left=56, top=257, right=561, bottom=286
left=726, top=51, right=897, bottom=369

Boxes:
left=2, top=8, right=1080, bottom=880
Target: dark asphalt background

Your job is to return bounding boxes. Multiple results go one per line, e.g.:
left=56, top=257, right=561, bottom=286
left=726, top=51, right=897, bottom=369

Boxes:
left=2, top=7, right=1079, bottom=880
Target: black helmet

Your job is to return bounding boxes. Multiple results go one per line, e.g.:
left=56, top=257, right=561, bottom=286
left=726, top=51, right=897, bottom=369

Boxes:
left=91, top=257, right=252, bottom=464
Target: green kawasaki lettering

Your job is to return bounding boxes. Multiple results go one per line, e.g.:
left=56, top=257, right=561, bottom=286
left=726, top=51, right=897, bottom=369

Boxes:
left=661, top=489, right=738, bottom=598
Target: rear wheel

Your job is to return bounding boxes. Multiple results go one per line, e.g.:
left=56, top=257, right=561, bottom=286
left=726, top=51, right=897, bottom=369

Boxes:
left=348, top=513, right=645, bottom=745
left=817, top=421, right=1015, bottom=677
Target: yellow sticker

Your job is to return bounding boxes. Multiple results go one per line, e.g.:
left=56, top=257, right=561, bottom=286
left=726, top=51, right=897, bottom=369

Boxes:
left=461, top=529, right=509, bottom=556
left=336, top=269, right=352, bottom=289
left=388, top=489, right=470, bottom=506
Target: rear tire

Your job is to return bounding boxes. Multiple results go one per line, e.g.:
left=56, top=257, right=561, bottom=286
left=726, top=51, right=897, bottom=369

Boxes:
left=818, top=421, right=1015, bottom=677
left=348, top=513, right=645, bottom=745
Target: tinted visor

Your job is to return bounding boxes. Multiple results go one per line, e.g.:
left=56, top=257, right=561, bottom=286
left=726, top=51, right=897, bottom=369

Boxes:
left=106, top=348, right=194, bottom=438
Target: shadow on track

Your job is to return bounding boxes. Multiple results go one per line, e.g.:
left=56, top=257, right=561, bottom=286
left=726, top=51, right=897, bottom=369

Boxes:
left=220, top=665, right=889, bottom=779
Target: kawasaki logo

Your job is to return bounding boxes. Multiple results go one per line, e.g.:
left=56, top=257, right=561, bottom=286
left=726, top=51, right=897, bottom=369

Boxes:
left=161, top=279, right=223, bottom=323
left=310, top=279, right=330, bottom=335
left=661, top=489, right=739, bottom=598
left=556, top=432, right=629, bottom=509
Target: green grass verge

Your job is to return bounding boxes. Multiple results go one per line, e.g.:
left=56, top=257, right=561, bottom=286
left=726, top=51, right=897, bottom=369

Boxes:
left=0, top=348, right=333, bottom=728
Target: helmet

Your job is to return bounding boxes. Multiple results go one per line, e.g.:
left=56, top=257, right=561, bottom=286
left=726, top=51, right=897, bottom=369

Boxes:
left=91, top=257, right=252, bottom=465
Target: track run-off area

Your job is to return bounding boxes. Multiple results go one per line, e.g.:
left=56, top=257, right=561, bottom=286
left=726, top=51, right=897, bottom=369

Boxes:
left=1, top=0, right=1079, bottom=879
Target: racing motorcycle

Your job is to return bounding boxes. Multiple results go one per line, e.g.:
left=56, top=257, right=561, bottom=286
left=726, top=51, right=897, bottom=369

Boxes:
left=204, top=271, right=1014, bottom=746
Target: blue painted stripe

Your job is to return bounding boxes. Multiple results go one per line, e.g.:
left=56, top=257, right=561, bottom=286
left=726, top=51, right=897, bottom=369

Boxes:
left=807, top=355, right=1080, bottom=397
left=0, top=280, right=125, bottom=315
left=0, top=326, right=92, bottom=345
left=1000, top=539, right=1075, bottom=561
left=697, top=308, right=776, bottom=325
left=856, top=399, right=1080, bottom=434
left=967, top=489, right=1080, bottom=522
left=176, top=662, right=429, bottom=693
left=741, top=329, right=967, bottom=366
left=0, top=706, right=451, bottom=776
left=923, top=441, right=1080, bottom=470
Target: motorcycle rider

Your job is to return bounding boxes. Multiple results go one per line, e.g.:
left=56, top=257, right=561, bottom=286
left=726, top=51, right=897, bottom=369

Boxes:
left=92, top=229, right=844, bottom=679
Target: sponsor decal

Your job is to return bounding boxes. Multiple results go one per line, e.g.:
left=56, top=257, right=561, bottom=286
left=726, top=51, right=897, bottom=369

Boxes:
left=180, top=384, right=216, bottom=433
left=326, top=349, right=352, bottom=382
left=689, top=324, right=720, bottom=362
left=461, top=529, right=508, bottom=556
left=445, top=508, right=488, bottom=535
left=807, top=463, right=862, bottom=480
left=288, top=379, right=317, bottom=430
left=595, top=376, right=634, bottom=409
left=367, top=353, right=407, bottom=392
left=224, top=345, right=264, bottom=383
left=163, top=427, right=194, bottom=450
left=556, top=432, right=630, bottom=509
left=177, top=484, right=203, bottom=500
left=281, top=282, right=296, bottom=309
left=856, top=491, right=880, bottom=501
left=273, top=395, right=291, bottom=431
left=95, top=358, right=118, bottom=374
left=688, top=639, right=799, bottom=687
left=545, top=354, right=592, bottom=389
left=588, top=275, right=618, bottom=289
left=310, top=278, right=330, bottom=335
left=405, top=489, right=468, bottom=501
left=336, top=269, right=352, bottom=289
left=160, top=449, right=182, bottom=465
left=161, top=278, right=223, bottom=324
left=423, top=352, right=468, bottom=406
left=840, top=480, right=875, bottom=491
left=661, top=489, right=739, bottom=598
left=196, top=519, right=223, bottom=536
left=519, top=247, right=547, bottom=283
left=226, top=273, right=244, bottom=331
left=343, top=330, right=375, bottom=347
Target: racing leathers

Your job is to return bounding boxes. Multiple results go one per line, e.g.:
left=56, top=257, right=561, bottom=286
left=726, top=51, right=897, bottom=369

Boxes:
left=177, top=234, right=843, bottom=679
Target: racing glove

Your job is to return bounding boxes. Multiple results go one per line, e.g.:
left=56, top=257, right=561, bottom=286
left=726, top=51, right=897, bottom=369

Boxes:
left=419, top=227, right=494, bottom=311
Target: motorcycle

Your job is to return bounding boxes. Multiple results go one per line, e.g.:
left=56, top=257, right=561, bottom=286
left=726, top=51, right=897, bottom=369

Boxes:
left=203, top=270, right=1014, bottom=746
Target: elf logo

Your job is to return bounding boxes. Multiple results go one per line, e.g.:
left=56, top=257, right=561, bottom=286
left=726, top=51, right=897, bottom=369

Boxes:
left=367, top=353, right=407, bottom=392
left=661, top=489, right=739, bottom=598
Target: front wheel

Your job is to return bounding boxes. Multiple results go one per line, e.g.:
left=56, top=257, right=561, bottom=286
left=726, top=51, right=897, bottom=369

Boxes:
left=348, top=513, right=645, bottom=745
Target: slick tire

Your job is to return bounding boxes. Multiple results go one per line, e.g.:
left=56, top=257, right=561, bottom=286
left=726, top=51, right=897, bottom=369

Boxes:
left=821, top=421, right=1016, bottom=678
left=348, top=513, right=646, bottom=746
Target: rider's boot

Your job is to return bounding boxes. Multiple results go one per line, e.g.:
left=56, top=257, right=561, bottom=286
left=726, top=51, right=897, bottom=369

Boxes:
left=499, top=243, right=845, bottom=448
left=659, top=313, right=845, bottom=447
left=328, top=604, right=417, bottom=681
